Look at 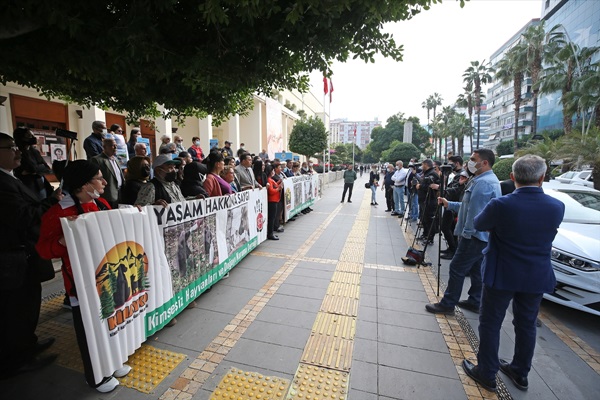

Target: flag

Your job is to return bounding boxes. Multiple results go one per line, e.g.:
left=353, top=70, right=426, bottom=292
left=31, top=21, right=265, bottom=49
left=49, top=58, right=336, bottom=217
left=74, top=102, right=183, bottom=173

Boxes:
left=323, top=76, right=328, bottom=94
left=329, top=78, right=334, bottom=103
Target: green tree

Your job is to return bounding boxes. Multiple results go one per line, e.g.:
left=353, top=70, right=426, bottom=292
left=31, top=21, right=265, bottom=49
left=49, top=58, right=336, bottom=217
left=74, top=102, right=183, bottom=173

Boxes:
left=426, top=93, right=443, bottom=158
left=516, top=134, right=557, bottom=181
left=99, top=286, right=115, bottom=320
left=0, top=0, right=464, bottom=122
left=496, top=135, right=530, bottom=156
left=447, top=113, right=471, bottom=157
left=554, top=128, right=600, bottom=190
left=289, top=116, right=328, bottom=160
left=463, top=60, right=494, bottom=149
left=456, top=84, right=475, bottom=153
left=492, top=158, right=514, bottom=181
left=495, top=42, right=528, bottom=154
left=521, top=22, right=546, bottom=137
left=380, top=142, right=420, bottom=165
left=408, top=116, right=430, bottom=153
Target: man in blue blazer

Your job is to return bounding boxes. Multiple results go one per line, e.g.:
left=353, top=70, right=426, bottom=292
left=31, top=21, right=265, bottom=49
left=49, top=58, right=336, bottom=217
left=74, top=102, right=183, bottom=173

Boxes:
left=462, top=155, right=565, bottom=392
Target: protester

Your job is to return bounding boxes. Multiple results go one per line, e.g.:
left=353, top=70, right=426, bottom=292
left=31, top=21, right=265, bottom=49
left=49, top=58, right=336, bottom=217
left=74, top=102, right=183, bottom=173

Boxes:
left=187, top=137, right=204, bottom=162
left=203, top=151, right=230, bottom=197
left=173, top=135, right=186, bottom=154
left=341, top=163, right=357, bottom=203
left=222, top=140, right=234, bottom=158
left=461, top=155, right=564, bottom=393
left=369, top=165, right=379, bottom=205
left=292, top=162, right=301, bottom=176
left=425, top=149, right=501, bottom=315
left=83, top=120, right=107, bottom=159
left=236, top=152, right=262, bottom=190
left=258, top=149, right=268, bottom=161
left=266, top=164, right=282, bottom=240
left=90, top=137, right=125, bottom=209
left=220, top=165, right=238, bottom=192
left=109, top=124, right=126, bottom=151
left=180, top=161, right=209, bottom=199
left=284, top=160, right=294, bottom=177
left=252, top=158, right=268, bottom=187
left=135, top=155, right=185, bottom=207
left=158, top=135, right=171, bottom=154
left=127, top=128, right=141, bottom=159
left=119, top=156, right=151, bottom=205
left=36, top=160, right=130, bottom=393
left=134, top=142, right=148, bottom=157
left=0, top=132, right=61, bottom=379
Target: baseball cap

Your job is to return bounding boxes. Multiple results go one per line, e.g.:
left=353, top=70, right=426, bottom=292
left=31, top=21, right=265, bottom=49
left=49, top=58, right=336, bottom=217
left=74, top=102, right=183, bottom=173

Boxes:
left=153, top=154, right=181, bottom=169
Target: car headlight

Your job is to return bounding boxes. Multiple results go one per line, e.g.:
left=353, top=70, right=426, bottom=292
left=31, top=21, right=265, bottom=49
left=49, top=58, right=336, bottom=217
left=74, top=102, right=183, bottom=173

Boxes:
left=551, top=248, right=600, bottom=272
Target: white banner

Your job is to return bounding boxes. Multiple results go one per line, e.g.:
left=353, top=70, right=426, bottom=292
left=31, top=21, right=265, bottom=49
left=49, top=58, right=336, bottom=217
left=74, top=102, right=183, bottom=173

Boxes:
left=282, top=174, right=321, bottom=220
left=61, top=189, right=267, bottom=382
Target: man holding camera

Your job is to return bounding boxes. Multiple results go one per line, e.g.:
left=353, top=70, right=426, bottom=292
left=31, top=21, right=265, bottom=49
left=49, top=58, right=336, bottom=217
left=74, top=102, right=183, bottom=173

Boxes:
left=440, top=156, right=466, bottom=258
left=425, top=149, right=501, bottom=315
left=416, top=159, right=440, bottom=243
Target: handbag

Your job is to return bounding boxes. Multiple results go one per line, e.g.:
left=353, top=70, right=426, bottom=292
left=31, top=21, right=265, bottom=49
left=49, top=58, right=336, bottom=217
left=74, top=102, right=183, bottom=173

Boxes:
left=364, top=182, right=371, bottom=189
left=0, top=248, right=29, bottom=290
left=29, top=252, right=56, bottom=283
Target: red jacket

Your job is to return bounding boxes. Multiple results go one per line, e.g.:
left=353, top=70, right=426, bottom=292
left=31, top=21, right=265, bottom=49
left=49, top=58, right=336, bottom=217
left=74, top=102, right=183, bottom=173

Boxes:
left=267, top=177, right=280, bottom=203
left=36, top=197, right=111, bottom=298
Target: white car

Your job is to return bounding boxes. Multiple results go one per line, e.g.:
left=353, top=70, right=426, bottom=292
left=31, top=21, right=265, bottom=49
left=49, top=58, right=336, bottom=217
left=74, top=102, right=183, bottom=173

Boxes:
left=555, top=170, right=593, bottom=188
left=542, top=183, right=600, bottom=316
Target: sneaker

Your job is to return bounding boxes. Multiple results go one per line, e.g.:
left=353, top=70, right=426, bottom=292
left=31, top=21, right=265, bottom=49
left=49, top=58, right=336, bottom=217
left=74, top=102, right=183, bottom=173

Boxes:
left=62, top=295, right=72, bottom=310
left=113, top=365, right=132, bottom=378
left=94, top=376, right=120, bottom=393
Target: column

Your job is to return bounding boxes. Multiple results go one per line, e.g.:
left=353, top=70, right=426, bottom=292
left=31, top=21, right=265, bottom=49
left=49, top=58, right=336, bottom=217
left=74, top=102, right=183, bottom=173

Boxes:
left=199, top=116, right=213, bottom=155
left=227, top=114, right=240, bottom=148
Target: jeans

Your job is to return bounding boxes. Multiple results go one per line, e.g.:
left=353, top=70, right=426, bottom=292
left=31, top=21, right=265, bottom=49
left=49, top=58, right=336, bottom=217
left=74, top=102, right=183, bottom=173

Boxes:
left=341, top=183, right=354, bottom=201
left=393, top=186, right=405, bottom=214
left=409, top=191, right=419, bottom=220
left=476, top=286, right=543, bottom=381
left=439, top=237, right=486, bottom=308
left=370, top=185, right=377, bottom=203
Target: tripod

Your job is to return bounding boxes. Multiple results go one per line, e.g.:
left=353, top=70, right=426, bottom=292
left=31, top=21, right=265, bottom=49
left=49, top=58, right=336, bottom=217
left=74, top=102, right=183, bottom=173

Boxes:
left=403, top=189, right=414, bottom=232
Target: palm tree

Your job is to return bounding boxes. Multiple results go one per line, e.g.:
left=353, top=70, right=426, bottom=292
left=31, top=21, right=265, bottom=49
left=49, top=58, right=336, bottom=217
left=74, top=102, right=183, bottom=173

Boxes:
left=495, top=42, right=528, bottom=154
left=422, top=99, right=432, bottom=151
left=554, top=129, right=600, bottom=190
left=448, top=113, right=471, bottom=157
left=541, top=25, right=600, bottom=135
left=456, top=84, right=474, bottom=154
left=522, top=22, right=546, bottom=137
left=427, top=93, right=443, bottom=158
left=516, top=134, right=557, bottom=181
left=439, top=106, right=455, bottom=157
left=463, top=60, right=493, bottom=149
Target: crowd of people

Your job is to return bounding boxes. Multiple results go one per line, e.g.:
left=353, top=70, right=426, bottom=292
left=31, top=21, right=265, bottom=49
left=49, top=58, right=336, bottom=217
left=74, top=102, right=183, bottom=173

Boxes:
left=2, top=121, right=564, bottom=395
left=0, top=122, right=316, bottom=392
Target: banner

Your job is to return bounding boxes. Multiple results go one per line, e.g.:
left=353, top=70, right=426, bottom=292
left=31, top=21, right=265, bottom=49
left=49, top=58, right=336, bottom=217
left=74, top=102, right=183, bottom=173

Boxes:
left=282, top=174, right=321, bottom=220
left=61, top=189, right=267, bottom=382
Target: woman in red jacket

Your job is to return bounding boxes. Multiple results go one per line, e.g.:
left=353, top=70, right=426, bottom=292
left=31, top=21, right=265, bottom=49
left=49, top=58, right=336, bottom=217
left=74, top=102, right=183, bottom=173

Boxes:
left=36, top=160, right=130, bottom=393
left=266, top=164, right=282, bottom=240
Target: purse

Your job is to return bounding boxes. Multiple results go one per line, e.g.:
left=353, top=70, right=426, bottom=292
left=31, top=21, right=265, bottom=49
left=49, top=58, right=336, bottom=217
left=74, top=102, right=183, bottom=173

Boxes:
left=364, top=182, right=371, bottom=189
left=0, top=248, right=29, bottom=290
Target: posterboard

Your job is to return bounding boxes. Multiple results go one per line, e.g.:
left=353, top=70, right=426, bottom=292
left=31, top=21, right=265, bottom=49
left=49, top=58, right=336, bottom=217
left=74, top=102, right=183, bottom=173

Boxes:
left=282, top=173, right=320, bottom=220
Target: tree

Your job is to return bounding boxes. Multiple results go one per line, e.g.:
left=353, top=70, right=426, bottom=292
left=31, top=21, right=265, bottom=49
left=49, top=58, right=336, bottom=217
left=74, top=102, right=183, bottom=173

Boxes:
left=447, top=113, right=470, bottom=156
left=408, top=116, right=430, bottom=153
left=516, top=134, right=557, bottom=181
left=495, top=42, right=528, bottom=154
left=463, top=60, right=494, bottom=149
left=289, top=116, right=328, bottom=160
left=426, top=93, right=443, bottom=158
left=380, top=142, right=420, bottom=165
left=492, top=158, right=514, bottom=181
left=0, top=0, right=463, bottom=122
left=521, top=22, right=546, bottom=137
left=456, top=84, right=475, bottom=154
left=554, top=128, right=600, bottom=190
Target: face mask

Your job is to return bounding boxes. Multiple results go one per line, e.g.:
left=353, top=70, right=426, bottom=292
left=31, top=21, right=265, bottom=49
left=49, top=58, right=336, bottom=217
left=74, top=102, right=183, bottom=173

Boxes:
left=164, top=171, right=177, bottom=182
left=195, top=140, right=201, bottom=146
left=101, top=129, right=108, bottom=138
left=86, top=188, right=101, bottom=199
left=141, top=166, right=150, bottom=178
left=467, top=160, right=479, bottom=174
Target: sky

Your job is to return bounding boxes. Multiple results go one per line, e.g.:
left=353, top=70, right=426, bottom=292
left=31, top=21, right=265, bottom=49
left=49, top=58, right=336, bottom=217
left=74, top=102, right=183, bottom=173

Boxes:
left=309, top=0, right=542, bottom=126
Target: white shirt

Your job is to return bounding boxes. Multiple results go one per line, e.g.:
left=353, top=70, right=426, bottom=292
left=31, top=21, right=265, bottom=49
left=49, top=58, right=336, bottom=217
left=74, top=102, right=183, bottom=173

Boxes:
left=392, top=168, right=408, bottom=186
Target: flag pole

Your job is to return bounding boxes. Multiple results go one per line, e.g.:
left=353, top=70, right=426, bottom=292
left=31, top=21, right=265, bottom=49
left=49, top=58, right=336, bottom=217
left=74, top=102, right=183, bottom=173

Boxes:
left=352, top=125, right=356, bottom=167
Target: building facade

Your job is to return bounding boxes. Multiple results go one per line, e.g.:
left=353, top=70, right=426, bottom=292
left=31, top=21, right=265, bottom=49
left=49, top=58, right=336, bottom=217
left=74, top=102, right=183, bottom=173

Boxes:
left=329, top=118, right=381, bottom=149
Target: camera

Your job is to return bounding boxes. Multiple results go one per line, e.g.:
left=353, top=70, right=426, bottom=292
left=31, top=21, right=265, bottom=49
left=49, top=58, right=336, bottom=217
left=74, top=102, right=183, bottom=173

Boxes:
left=423, top=175, right=435, bottom=184
left=440, top=164, right=454, bottom=173
left=411, top=177, right=419, bottom=186
left=55, top=128, right=78, bottom=140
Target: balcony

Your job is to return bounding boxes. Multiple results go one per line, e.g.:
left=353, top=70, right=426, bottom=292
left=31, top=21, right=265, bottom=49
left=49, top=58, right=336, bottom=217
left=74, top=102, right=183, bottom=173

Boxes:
left=520, top=106, right=533, bottom=112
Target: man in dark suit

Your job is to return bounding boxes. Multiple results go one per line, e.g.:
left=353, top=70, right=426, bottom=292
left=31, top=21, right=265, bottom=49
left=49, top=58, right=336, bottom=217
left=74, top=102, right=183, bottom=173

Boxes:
left=83, top=120, right=106, bottom=159
left=0, top=132, right=62, bottom=378
left=91, top=137, right=125, bottom=208
left=461, top=155, right=565, bottom=392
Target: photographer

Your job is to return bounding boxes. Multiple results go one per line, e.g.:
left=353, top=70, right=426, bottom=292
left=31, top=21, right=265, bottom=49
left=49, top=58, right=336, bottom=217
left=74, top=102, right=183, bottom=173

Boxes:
left=406, top=164, right=419, bottom=221
left=439, top=156, right=466, bottom=258
left=416, top=159, right=440, bottom=243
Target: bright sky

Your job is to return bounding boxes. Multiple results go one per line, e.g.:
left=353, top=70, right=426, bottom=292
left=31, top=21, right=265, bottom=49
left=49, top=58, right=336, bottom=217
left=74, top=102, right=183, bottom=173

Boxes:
left=309, top=0, right=542, bottom=126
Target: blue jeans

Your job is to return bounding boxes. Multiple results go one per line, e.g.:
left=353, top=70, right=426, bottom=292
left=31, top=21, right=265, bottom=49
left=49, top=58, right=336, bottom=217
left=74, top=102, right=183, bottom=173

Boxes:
left=439, top=237, right=486, bottom=308
left=409, top=191, right=419, bottom=220
left=476, top=286, right=543, bottom=381
left=370, top=185, right=377, bottom=203
left=393, top=186, right=405, bottom=214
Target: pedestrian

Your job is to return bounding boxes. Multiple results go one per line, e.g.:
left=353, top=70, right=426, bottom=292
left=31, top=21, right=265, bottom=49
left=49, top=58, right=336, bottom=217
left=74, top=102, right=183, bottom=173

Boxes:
left=369, top=165, right=379, bottom=205
left=381, top=164, right=394, bottom=210
left=391, top=160, right=408, bottom=216
left=461, top=155, right=564, bottom=393
left=341, top=163, right=357, bottom=203
left=425, top=149, right=501, bottom=315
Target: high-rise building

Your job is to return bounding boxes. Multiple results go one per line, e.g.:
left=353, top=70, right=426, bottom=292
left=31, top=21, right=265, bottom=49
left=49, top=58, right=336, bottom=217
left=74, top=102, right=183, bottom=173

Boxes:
left=329, top=118, right=381, bottom=149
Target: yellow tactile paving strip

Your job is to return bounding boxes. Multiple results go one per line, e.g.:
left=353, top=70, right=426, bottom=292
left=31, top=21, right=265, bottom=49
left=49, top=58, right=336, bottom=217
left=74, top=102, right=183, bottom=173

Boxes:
left=119, top=345, right=187, bottom=393
left=538, top=309, right=600, bottom=374
left=287, top=191, right=371, bottom=399
left=211, top=368, right=290, bottom=400
left=161, top=203, right=345, bottom=400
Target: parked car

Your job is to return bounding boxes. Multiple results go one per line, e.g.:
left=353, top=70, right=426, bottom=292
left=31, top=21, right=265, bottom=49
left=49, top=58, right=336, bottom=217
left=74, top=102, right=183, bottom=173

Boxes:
left=542, top=183, right=600, bottom=316
left=555, top=169, right=593, bottom=187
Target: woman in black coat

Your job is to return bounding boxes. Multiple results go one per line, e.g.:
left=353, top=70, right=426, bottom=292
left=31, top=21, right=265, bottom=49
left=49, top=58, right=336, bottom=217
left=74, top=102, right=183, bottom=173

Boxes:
left=180, top=161, right=209, bottom=199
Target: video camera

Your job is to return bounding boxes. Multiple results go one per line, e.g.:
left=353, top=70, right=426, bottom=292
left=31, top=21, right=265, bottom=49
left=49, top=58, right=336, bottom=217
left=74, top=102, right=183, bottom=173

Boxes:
left=55, top=128, right=78, bottom=140
left=440, top=164, right=454, bottom=173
